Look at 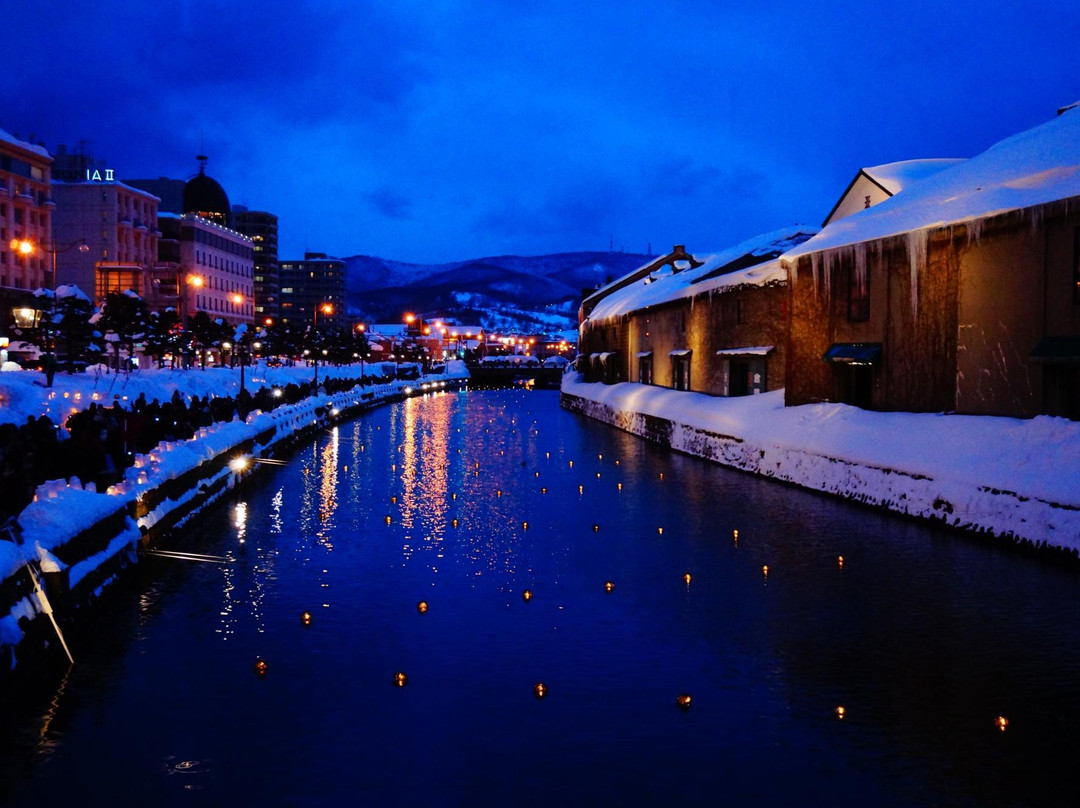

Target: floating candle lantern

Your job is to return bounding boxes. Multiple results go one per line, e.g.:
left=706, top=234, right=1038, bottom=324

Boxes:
left=254, top=658, right=268, bottom=676
left=604, top=581, right=615, bottom=593
left=522, top=589, right=533, bottom=602
left=301, top=611, right=312, bottom=627
left=394, top=672, right=408, bottom=687
left=534, top=683, right=547, bottom=699
left=676, top=694, right=691, bottom=711
left=417, top=601, right=428, bottom=614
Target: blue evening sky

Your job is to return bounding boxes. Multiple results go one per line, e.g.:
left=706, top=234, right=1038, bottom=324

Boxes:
left=4, top=1, right=1078, bottom=264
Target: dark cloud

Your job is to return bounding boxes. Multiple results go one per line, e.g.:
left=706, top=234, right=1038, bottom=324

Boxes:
left=365, top=186, right=414, bottom=220
left=3, top=1, right=1079, bottom=263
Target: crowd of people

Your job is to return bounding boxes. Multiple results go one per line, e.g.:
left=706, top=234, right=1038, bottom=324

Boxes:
left=0, top=371, right=396, bottom=522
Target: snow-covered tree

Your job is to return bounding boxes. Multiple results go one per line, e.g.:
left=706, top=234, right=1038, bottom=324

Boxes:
left=97, top=290, right=149, bottom=373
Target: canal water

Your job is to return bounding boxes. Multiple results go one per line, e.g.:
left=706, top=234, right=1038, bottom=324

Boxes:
left=2, top=389, right=1078, bottom=807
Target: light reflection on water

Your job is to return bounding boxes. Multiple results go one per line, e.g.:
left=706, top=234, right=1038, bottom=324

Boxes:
left=2, top=389, right=1079, bottom=808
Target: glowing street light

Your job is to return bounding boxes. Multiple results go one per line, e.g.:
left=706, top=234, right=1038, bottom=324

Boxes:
left=313, top=302, right=333, bottom=391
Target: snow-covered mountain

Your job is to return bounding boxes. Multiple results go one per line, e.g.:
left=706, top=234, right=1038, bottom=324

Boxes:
left=343, top=251, right=654, bottom=333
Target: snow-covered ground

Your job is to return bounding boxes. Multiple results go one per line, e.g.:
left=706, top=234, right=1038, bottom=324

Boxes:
left=562, top=374, right=1080, bottom=551
left=0, top=360, right=390, bottom=427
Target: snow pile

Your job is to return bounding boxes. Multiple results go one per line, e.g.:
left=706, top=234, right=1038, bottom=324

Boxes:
left=862, top=158, right=967, bottom=195
left=562, top=374, right=1080, bottom=550
left=785, top=107, right=1080, bottom=259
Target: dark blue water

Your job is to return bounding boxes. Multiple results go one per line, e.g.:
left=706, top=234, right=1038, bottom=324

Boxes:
left=3, top=389, right=1079, bottom=807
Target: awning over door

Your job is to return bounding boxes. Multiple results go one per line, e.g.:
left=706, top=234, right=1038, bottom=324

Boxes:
left=823, top=343, right=882, bottom=365
left=1029, top=336, right=1080, bottom=364
left=716, top=345, right=774, bottom=357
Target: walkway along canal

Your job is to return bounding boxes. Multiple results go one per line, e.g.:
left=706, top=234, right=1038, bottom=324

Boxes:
left=2, top=389, right=1079, bottom=807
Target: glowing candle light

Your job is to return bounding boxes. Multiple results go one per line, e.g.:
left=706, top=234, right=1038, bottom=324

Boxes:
left=593, top=524, right=599, bottom=532
left=385, top=515, right=392, bottom=524
left=522, top=521, right=529, bottom=530
left=683, top=573, right=692, bottom=585
left=534, top=683, right=547, bottom=699
left=301, top=611, right=312, bottom=627
left=617, top=482, right=623, bottom=491
left=541, top=487, right=547, bottom=494
left=676, top=694, right=692, bottom=711
left=546, top=452, right=550, bottom=459
left=568, top=461, right=573, bottom=468
left=474, top=462, right=480, bottom=469
left=254, top=658, right=268, bottom=676
left=343, top=465, right=348, bottom=472
left=391, top=495, right=397, bottom=504
left=578, top=485, right=584, bottom=494
left=452, top=518, right=459, bottom=528
left=452, top=492, right=457, bottom=500
left=604, top=581, right=615, bottom=592
left=657, top=527, right=664, bottom=535
left=596, top=472, right=601, bottom=479
left=658, top=472, right=664, bottom=480
left=614, top=460, right=620, bottom=466
left=417, top=601, right=428, bottom=614
left=496, top=489, right=502, bottom=497
left=394, top=672, right=408, bottom=687
left=836, top=706, right=846, bottom=720
left=762, top=565, right=769, bottom=578
left=598, top=454, right=603, bottom=460
left=996, top=715, right=1009, bottom=732
left=522, top=589, right=533, bottom=602
left=534, top=471, right=540, bottom=477
left=838, top=555, right=844, bottom=569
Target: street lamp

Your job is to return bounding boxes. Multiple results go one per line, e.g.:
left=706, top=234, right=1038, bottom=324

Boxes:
left=312, top=301, right=333, bottom=391
left=8, top=237, right=89, bottom=380
left=355, top=322, right=367, bottom=377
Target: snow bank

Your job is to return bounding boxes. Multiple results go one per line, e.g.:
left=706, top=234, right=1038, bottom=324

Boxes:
left=561, top=375, right=1080, bottom=551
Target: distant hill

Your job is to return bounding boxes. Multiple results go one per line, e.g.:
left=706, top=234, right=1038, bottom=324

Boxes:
left=343, top=251, right=654, bottom=334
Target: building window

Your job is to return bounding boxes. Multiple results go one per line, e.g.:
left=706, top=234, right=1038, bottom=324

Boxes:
left=638, top=353, right=653, bottom=384
left=670, top=350, right=691, bottom=391
left=848, top=259, right=870, bottom=322
left=1074, top=227, right=1080, bottom=305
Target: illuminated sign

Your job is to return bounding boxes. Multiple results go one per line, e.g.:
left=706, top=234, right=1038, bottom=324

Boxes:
left=52, top=168, right=116, bottom=182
